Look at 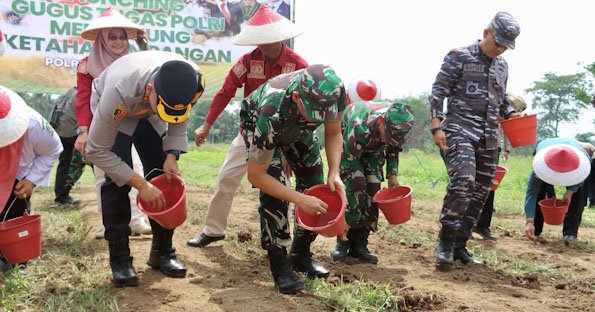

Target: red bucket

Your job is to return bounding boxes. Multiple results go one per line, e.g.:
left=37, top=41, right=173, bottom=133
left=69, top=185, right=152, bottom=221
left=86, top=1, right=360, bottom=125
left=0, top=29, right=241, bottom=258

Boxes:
left=499, top=114, right=537, bottom=148
left=538, top=198, right=569, bottom=225
left=491, top=165, right=508, bottom=191
left=137, top=174, right=187, bottom=229
left=296, top=184, right=347, bottom=237
left=0, top=213, right=42, bottom=264
left=372, top=186, right=412, bottom=225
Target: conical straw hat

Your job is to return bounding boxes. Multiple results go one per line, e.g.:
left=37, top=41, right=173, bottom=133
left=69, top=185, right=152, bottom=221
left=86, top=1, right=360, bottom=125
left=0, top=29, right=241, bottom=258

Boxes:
left=533, top=144, right=590, bottom=186
left=81, top=7, right=145, bottom=41
left=234, top=5, right=302, bottom=46
left=0, top=85, right=30, bottom=148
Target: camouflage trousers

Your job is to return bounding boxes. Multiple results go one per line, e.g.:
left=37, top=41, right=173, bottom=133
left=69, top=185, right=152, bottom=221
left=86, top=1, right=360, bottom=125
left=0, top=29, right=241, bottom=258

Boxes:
left=340, top=153, right=383, bottom=232
left=257, top=133, right=325, bottom=251
left=440, top=132, right=498, bottom=231
left=67, top=150, right=86, bottom=188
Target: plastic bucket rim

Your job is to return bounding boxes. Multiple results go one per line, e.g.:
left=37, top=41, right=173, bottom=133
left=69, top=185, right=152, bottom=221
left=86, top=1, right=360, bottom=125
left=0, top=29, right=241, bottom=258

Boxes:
left=0, top=213, right=41, bottom=231
left=373, top=185, right=413, bottom=204
left=296, top=184, right=346, bottom=233
left=138, top=174, right=186, bottom=217
left=498, top=113, right=537, bottom=125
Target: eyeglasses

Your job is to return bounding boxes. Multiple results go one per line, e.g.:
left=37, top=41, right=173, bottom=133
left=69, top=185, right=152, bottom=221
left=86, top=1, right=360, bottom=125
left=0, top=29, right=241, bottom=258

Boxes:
left=108, top=35, right=128, bottom=42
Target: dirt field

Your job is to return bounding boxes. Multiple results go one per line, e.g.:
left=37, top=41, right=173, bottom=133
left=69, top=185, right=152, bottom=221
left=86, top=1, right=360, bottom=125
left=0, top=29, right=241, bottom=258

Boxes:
left=72, top=184, right=594, bottom=312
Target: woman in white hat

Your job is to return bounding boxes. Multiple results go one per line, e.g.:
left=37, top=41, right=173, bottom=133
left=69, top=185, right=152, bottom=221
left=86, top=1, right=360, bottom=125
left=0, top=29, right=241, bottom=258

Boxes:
left=524, top=137, right=592, bottom=243
left=0, top=86, right=63, bottom=272
left=72, top=8, right=152, bottom=239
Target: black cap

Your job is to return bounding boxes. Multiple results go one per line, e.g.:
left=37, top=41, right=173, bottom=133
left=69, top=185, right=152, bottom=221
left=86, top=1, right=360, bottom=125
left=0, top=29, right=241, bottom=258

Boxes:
left=154, top=60, right=205, bottom=123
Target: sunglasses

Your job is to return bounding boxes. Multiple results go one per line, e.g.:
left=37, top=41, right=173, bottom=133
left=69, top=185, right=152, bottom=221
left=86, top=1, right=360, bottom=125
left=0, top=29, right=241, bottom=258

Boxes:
left=108, top=35, right=128, bottom=41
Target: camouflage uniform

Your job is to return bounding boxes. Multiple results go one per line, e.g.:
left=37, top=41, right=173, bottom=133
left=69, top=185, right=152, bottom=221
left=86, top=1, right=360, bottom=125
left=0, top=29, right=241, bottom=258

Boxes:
left=66, top=150, right=86, bottom=189
left=430, top=40, right=516, bottom=233
left=240, top=66, right=346, bottom=251
left=341, top=101, right=414, bottom=231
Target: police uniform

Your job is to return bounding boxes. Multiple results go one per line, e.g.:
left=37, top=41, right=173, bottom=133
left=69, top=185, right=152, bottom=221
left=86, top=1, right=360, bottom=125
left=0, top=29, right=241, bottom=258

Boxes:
left=86, top=50, right=202, bottom=286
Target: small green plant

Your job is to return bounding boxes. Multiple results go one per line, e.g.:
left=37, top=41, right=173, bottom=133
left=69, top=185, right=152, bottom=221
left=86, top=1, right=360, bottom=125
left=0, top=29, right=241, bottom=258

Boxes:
left=306, top=277, right=402, bottom=311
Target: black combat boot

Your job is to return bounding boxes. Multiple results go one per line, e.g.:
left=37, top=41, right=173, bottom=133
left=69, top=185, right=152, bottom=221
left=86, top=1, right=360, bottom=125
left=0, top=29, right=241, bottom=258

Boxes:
left=454, top=230, right=483, bottom=265
left=331, top=237, right=351, bottom=261
left=435, top=226, right=455, bottom=269
left=289, top=235, right=330, bottom=279
left=268, top=247, right=304, bottom=294
left=108, top=237, right=138, bottom=287
left=147, top=230, right=186, bottom=278
left=348, top=228, right=378, bottom=264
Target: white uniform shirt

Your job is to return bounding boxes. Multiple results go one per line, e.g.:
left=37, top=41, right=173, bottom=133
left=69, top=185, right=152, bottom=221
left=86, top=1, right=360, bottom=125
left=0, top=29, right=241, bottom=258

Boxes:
left=17, top=107, right=63, bottom=186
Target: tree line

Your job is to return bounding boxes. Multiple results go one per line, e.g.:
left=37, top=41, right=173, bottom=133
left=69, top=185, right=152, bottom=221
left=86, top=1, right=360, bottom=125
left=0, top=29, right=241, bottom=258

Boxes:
left=18, top=61, right=594, bottom=154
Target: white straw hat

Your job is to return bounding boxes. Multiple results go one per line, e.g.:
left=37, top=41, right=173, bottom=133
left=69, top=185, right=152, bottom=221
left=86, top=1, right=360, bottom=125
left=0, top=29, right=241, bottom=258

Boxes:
left=533, top=144, right=591, bottom=186
left=0, top=85, right=30, bottom=148
left=233, top=5, right=302, bottom=46
left=348, top=77, right=381, bottom=103
left=81, top=7, right=145, bottom=41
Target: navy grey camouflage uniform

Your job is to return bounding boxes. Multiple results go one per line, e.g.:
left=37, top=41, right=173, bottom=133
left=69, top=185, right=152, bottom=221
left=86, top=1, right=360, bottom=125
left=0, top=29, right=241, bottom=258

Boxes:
left=240, top=69, right=347, bottom=250
left=430, top=40, right=516, bottom=233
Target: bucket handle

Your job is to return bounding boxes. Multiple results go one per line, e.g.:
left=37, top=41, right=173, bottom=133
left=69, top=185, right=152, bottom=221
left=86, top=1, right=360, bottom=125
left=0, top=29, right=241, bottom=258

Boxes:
left=144, top=168, right=183, bottom=180
left=1, top=196, right=31, bottom=229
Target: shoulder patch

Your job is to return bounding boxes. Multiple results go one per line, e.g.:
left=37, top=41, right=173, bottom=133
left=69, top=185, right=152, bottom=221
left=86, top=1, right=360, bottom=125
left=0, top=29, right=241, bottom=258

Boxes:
left=77, top=60, right=88, bottom=74
left=232, top=62, right=247, bottom=78
left=42, top=118, right=55, bottom=135
left=113, top=104, right=128, bottom=121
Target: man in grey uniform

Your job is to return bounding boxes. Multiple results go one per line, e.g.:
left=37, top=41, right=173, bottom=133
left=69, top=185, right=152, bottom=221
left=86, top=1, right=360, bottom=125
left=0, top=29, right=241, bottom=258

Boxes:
left=86, top=50, right=205, bottom=287
left=429, top=12, right=521, bottom=269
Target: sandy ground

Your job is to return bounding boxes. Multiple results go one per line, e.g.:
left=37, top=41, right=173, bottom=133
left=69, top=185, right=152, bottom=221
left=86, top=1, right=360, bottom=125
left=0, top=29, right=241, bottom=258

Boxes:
left=72, top=184, right=594, bottom=312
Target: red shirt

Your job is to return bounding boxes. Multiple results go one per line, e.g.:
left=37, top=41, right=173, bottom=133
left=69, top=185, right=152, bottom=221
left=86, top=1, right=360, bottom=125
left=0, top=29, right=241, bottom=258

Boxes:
left=74, top=56, right=94, bottom=129
left=205, top=44, right=308, bottom=125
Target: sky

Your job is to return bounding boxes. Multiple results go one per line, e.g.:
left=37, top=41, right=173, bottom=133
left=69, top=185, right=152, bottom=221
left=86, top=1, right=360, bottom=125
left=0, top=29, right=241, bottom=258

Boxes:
left=293, top=0, right=594, bottom=138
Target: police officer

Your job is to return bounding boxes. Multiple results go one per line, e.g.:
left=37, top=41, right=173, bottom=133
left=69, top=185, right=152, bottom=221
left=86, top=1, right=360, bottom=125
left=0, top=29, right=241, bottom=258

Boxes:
left=241, top=64, right=346, bottom=294
left=332, top=101, right=414, bottom=264
left=85, top=50, right=205, bottom=287
left=429, top=12, right=521, bottom=269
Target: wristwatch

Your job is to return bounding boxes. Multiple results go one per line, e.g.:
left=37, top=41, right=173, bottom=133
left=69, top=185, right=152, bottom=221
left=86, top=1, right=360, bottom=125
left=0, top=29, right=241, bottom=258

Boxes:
left=76, top=126, right=88, bottom=135
left=430, top=127, right=442, bottom=135
left=165, top=150, right=181, bottom=160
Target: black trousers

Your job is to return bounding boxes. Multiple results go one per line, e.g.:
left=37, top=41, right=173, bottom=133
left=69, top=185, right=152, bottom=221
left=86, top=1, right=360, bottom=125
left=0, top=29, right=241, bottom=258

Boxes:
left=101, top=119, right=171, bottom=241
left=54, top=135, right=77, bottom=200
left=476, top=191, right=495, bottom=229
left=534, top=182, right=585, bottom=237
left=587, top=159, right=595, bottom=207
left=1, top=180, right=30, bottom=223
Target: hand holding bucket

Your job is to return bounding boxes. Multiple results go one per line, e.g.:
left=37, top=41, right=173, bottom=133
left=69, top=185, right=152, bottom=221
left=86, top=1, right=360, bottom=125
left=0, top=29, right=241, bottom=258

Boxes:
left=499, top=114, right=537, bottom=148
left=137, top=169, right=187, bottom=229
left=296, top=184, right=347, bottom=237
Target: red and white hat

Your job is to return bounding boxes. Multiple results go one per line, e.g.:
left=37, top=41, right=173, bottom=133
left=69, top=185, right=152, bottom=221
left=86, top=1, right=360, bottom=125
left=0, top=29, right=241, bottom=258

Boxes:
left=0, top=86, right=30, bottom=148
left=233, top=5, right=302, bottom=45
left=533, top=144, right=591, bottom=186
left=81, top=7, right=145, bottom=41
left=348, top=77, right=381, bottom=103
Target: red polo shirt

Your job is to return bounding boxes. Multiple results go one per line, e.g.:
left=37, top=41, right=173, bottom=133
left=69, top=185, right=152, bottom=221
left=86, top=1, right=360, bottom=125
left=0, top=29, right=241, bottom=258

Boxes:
left=205, top=44, right=308, bottom=125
